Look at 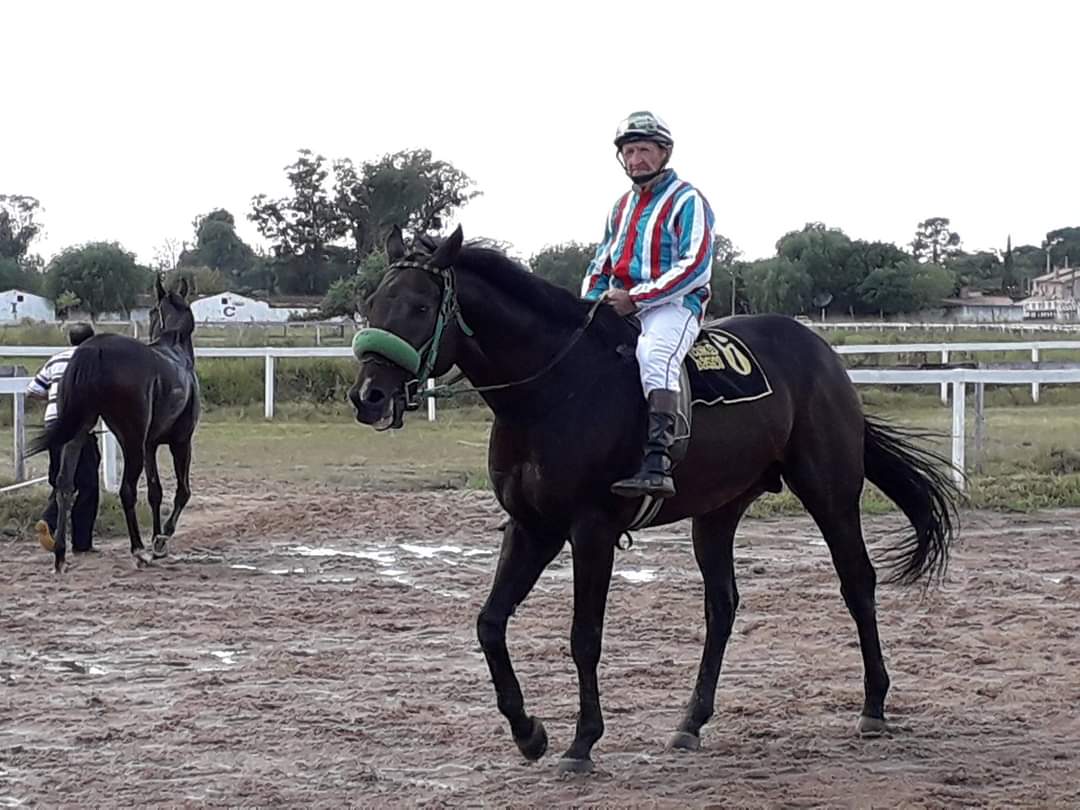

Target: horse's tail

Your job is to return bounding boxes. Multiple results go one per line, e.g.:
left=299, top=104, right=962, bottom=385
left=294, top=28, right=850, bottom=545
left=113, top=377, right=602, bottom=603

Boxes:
left=863, top=416, right=962, bottom=586
left=25, top=346, right=104, bottom=457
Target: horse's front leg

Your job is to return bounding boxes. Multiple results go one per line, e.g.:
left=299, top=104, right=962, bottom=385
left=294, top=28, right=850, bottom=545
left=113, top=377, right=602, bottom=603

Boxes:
left=558, top=512, right=618, bottom=775
left=477, top=518, right=564, bottom=762
left=144, top=441, right=165, bottom=556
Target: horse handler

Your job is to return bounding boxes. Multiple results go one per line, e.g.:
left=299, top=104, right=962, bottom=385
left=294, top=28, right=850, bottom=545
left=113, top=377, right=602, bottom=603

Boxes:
left=26, top=323, right=101, bottom=552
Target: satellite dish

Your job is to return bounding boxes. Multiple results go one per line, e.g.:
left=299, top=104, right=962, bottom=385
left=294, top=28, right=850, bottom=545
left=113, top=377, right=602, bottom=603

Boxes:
left=812, top=292, right=834, bottom=308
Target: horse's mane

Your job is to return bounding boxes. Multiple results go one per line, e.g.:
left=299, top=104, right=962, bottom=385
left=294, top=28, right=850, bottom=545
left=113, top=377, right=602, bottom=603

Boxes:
left=448, top=240, right=636, bottom=346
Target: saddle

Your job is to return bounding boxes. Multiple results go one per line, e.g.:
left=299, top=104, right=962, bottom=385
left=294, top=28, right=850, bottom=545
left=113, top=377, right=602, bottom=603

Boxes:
left=627, top=324, right=774, bottom=530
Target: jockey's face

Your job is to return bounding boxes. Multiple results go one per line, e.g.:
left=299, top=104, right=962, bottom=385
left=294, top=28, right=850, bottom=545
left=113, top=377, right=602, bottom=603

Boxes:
left=620, top=140, right=669, bottom=182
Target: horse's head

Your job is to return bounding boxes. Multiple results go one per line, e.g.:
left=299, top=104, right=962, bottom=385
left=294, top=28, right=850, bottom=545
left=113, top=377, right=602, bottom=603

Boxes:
left=348, top=225, right=465, bottom=430
left=150, top=274, right=195, bottom=341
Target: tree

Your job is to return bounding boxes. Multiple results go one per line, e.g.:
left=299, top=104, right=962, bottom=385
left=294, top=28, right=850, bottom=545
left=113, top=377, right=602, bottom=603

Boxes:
left=0, top=194, right=42, bottom=263
left=333, top=149, right=479, bottom=261
left=0, top=257, right=43, bottom=293
left=317, top=251, right=390, bottom=320
left=944, top=250, right=1002, bottom=292
left=1011, top=243, right=1048, bottom=293
left=912, top=217, right=961, bottom=264
left=857, top=260, right=956, bottom=316
left=708, top=234, right=747, bottom=316
left=152, top=237, right=185, bottom=274
left=54, top=290, right=81, bottom=320
left=180, top=209, right=257, bottom=281
left=249, top=150, right=348, bottom=295
left=743, top=257, right=812, bottom=315
left=529, top=242, right=598, bottom=294
left=44, top=242, right=152, bottom=318
left=776, top=223, right=860, bottom=313
left=1044, top=226, right=1080, bottom=268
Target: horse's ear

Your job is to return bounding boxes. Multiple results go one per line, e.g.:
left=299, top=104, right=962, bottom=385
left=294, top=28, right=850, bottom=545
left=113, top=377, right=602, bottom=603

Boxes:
left=177, top=276, right=189, bottom=299
left=429, top=225, right=463, bottom=270
left=386, top=225, right=406, bottom=263
left=155, top=274, right=168, bottom=301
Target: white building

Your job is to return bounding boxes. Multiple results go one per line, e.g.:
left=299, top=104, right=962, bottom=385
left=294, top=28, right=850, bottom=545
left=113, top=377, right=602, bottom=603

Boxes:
left=0, top=289, right=56, bottom=323
left=189, top=291, right=317, bottom=323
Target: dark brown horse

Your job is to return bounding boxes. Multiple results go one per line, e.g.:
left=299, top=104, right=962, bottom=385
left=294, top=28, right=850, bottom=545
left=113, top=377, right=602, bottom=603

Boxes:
left=349, top=226, right=959, bottom=774
left=28, top=276, right=200, bottom=572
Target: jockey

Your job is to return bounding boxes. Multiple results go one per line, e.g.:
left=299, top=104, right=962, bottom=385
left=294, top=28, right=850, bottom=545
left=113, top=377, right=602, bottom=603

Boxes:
left=582, top=111, right=715, bottom=499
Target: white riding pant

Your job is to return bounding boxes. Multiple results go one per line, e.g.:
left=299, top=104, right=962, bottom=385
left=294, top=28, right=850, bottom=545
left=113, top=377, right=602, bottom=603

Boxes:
left=635, top=302, right=700, bottom=395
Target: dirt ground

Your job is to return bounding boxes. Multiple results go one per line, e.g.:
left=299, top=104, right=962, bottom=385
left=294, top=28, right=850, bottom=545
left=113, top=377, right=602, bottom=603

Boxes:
left=2, top=479, right=1079, bottom=809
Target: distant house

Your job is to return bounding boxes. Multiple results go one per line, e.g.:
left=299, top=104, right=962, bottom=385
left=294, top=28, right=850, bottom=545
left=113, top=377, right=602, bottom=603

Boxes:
left=189, top=291, right=319, bottom=323
left=0, top=289, right=55, bottom=323
left=940, top=293, right=1023, bottom=323
left=1022, top=265, right=1079, bottom=322
left=1031, top=266, right=1080, bottom=300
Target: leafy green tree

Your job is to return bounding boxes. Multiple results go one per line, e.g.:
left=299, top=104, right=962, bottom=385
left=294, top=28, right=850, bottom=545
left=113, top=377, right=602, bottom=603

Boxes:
left=0, top=257, right=43, bottom=293
left=1044, top=226, right=1080, bottom=268
left=54, top=291, right=81, bottom=320
left=317, top=251, right=390, bottom=320
left=179, top=209, right=257, bottom=285
left=912, top=217, right=961, bottom=264
left=529, top=242, right=598, bottom=294
left=744, top=257, right=812, bottom=315
left=0, top=194, right=42, bottom=262
left=944, top=250, right=1002, bottom=291
left=857, top=260, right=955, bottom=315
left=1011, top=243, right=1048, bottom=293
left=44, top=242, right=152, bottom=318
left=334, top=150, right=479, bottom=260
left=249, top=150, right=348, bottom=295
left=707, top=234, right=747, bottom=316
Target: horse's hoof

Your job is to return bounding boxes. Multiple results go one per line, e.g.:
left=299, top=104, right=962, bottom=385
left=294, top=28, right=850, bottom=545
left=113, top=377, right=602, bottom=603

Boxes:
left=133, top=549, right=155, bottom=568
left=152, top=535, right=169, bottom=558
left=35, top=521, right=55, bottom=552
left=857, top=715, right=888, bottom=737
left=667, top=731, right=701, bottom=751
left=556, top=757, right=594, bottom=776
left=515, top=717, right=548, bottom=761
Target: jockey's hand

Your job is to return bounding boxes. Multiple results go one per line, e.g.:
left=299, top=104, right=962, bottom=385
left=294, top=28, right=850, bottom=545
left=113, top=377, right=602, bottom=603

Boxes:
left=603, top=289, right=637, bottom=316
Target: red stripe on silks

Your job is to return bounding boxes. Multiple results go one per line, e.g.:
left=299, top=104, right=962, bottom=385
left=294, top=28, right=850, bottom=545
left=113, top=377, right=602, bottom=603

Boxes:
left=649, top=189, right=681, bottom=280
left=613, top=190, right=652, bottom=288
left=586, top=194, right=631, bottom=295
left=636, top=220, right=711, bottom=303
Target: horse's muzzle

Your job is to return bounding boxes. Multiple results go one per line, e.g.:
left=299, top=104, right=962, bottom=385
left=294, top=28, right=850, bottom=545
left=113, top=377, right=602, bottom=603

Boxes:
left=349, top=378, right=405, bottom=430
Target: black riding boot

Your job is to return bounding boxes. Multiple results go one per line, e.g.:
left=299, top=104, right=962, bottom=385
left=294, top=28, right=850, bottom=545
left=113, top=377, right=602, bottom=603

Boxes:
left=611, top=389, right=680, bottom=499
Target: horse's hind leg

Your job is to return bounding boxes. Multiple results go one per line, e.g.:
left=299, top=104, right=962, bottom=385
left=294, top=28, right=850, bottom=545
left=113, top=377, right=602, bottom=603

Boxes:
left=670, top=498, right=750, bottom=750
left=51, top=435, right=88, bottom=573
left=784, top=457, right=890, bottom=736
left=161, top=439, right=192, bottom=541
left=116, top=437, right=149, bottom=565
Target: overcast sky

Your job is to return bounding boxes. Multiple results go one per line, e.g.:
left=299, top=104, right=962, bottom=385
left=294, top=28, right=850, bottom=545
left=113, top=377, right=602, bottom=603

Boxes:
left=5, top=0, right=1077, bottom=268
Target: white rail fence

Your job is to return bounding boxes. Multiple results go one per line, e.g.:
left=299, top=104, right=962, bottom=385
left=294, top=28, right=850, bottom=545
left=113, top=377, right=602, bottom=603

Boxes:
left=0, top=378, right=121, bottom=494
left=4, top=364, right=1080, bottom=494
left=818, top=321, right=1080, bottom=334
left=4, top=340, right=1080, bottom=418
